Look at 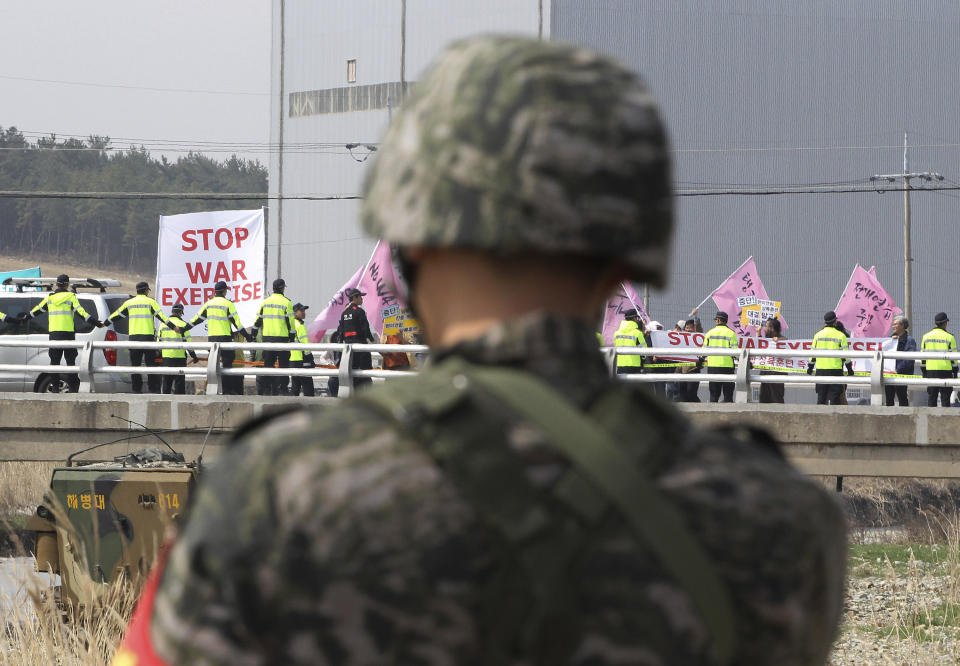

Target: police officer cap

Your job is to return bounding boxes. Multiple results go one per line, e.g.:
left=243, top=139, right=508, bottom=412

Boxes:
left=214, top=280, right=228, bottom=292
left=171, top=303, right=185, bottom=314
left=715, top=311, right=728, bottom=323
left=292, top=302, right=309, bottom=311
left=824, top=310, right=838, bottom=324
left=623, top=308, right=639, bottom=319
left=136, top=281, right=149, bottom=293
left=936, top=312, right=950, bottom=325
left=273, top=278, right=286, bottom=291
left=345, top=288, right=366, bottom=298
left=56, top=274, right=70, bottom=285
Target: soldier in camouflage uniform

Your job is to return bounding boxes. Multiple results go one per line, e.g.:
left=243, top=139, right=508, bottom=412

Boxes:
left=116, top=36, right=846, bottom=665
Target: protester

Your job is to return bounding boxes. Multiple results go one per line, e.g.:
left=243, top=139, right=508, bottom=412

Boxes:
left=758, top=317, right=786, bottom=403
left=676, top=318, right=702, bottom=402
left=886, top=315, right=916, bottom=406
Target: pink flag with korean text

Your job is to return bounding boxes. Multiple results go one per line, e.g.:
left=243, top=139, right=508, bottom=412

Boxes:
left=354, top=240, right=404, bottom=336
left=601, top=282, right=650, bottom=345
left=834, top=264, right=901, bottom=338
left=307, top=264, right=364, bottom=342
left=710, top=256, right=787, bottom=337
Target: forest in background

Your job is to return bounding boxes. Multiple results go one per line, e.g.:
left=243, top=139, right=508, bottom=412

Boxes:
left=0, top=126, right=268, bottom=272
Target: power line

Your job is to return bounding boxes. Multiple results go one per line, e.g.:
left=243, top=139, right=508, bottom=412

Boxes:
left=0, top=190, right=359, bottom=201
left=0, top=73, right=268, bottom=97
left=676, top=184, right=960, bottom=196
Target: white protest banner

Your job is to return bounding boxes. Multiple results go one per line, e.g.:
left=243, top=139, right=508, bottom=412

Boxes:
left=156, top=209, right=265, bottom=333
left=648, top=331, right=906, bottom=375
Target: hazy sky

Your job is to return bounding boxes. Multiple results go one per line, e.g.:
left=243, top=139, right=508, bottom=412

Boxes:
left=0, top=0, right=271, bottom=163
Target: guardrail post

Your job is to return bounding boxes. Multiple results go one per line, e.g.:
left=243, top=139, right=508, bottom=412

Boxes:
left=206, top=343, right=222, bottom=395
left=77, top=341, right=95, bottom=393
left=870, top=350, right=884, bottom=406
left=338, top=345, right=354, bottom=398
left=603, top=347, right=617, bottom=378
left=735, top=348, right=751, bottom=403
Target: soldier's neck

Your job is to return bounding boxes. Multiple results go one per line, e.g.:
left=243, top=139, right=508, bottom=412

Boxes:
left=410, top=248, right=621, bottom=348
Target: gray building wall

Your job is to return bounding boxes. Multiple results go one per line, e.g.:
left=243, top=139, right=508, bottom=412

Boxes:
left=269, top=0, right=544, bottom=316
left=552, top=0, right=960, bottom=337
left=272, top=1, right=960, bottom=339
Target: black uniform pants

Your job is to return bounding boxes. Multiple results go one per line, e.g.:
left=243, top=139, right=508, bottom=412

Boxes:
left=815, top=368, right=845, bottom=405
left=259, top=336, right=290, bottom=395
left=677, top=369, right=701, bottom=402
left=926, top=369, right=953, bottom=406
left=129, top=334, right=160, bottom=393
left=209, top=335, right=241, bottom=395
left=162, top=357, right=187, bottom=395
left=290, top=360, right=315, bottom=396
left=708, top=366, right=735, bottom=402
left=885, top=385, right=909, bottom=407
left=48, top=331, right=78, bottom=391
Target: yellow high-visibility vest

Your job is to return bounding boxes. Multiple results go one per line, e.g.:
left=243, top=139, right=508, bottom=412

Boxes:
left=810, top=326, right=848, bottom=370
left=108, top=294, right=168, bottom=336
left=703, top=325, right=738, bottom=368
left=31, top=290, right=91, bottom=333
left=921, top=327, right=957, bottom=371
left=256, top=293, right=295, bottom=338
left=158, top=316, right=192, bottom=359
left=289, top=320, right=310, bottom=362
left=191, top=296, right=243, bottom=337
left=614, top=320, right=646, bottom=368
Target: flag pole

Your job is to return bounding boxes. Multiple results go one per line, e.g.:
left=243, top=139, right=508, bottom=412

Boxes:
left=621, top=282, right=645, bottom=321
left=356, top=239, right=381, bottom=286
left=692, top=256, right=752, bottom=317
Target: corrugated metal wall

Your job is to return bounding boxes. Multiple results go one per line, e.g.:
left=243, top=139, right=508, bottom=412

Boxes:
left=269, top=0, right=542, bottom=315
left=553, top=0, right=960, bottom=336
left=272, top=1, right=960, bottom=338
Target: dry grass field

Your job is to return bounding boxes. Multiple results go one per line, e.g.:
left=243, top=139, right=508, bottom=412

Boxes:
left=2, top=466, right=960, bottom=662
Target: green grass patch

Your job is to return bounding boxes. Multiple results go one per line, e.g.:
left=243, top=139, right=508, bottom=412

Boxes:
left=848, top=543, right=945, bottom=577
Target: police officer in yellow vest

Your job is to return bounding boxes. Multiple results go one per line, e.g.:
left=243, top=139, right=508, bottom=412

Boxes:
left=251, top=278, right=296, bottom=395
left=700, top=311, right=738, bottom=403
left=103, top=281, right=172, bottom=394
left=288, top=302, right=316, bottom=397
left=807, top=310, right=853, bottom=405
left=155, top=303, right=199, bottom=394
left=24, top=274, right=100, bottom=392
left=920, top=312, right=957, bottom=407
left=185, top=281, right=252, bottom=395
left=0, top=311, right=10, bottom=326
left=613, top=308, right=647, bottom=375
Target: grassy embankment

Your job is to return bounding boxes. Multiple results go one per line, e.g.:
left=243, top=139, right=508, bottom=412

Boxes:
left=2, top=465, right=960, bottom=661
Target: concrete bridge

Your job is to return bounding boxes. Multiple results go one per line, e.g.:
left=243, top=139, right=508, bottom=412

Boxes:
left=2, top=394, right=960, bottom=478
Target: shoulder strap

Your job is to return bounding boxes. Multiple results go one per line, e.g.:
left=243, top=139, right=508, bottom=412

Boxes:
left=359, top=360, right=736, bottom=664
left=461, top=363, right=736, bottom=664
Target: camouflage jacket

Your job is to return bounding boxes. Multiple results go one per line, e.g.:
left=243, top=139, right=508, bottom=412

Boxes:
left=150, top=313, right=846, bottom=665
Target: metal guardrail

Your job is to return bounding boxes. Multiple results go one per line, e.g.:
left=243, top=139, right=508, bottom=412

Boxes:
left=0, top=338, right=958, bottom=402
left=605, top=346, right=960, bottom=405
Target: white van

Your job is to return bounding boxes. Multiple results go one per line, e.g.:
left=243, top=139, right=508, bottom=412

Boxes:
left=0, top=278, right=133, bottom=393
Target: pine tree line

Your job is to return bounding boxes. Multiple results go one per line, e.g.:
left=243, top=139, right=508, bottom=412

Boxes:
left=0, top=126, right=267, bottom=271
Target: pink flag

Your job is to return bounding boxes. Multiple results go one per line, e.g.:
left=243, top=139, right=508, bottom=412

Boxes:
left=710, top=257, right=787, bottom=337
left=601, top=282, right=650, bottom=345
left=354, top=240, right=404, bottom=336
left=307, top=264, right=364, bottom=342
left=834, top=264, right=901, bottom=337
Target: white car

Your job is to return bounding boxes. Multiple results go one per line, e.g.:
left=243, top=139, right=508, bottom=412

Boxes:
left=0, top=278, right=133, bottom=393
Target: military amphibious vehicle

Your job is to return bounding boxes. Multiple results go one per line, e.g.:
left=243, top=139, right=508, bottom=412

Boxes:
left=25, top=423, right=204, bottom=608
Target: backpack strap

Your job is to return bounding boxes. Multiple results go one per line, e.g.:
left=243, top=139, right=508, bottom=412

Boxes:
left=358, top=359, right=736, bottom=664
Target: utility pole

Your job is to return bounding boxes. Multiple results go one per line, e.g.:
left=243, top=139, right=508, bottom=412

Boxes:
left=870, top=132, right=943, bottom=328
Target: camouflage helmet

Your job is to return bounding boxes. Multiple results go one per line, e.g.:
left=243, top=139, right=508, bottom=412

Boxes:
left=361, top=35, right=673, bottom=286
